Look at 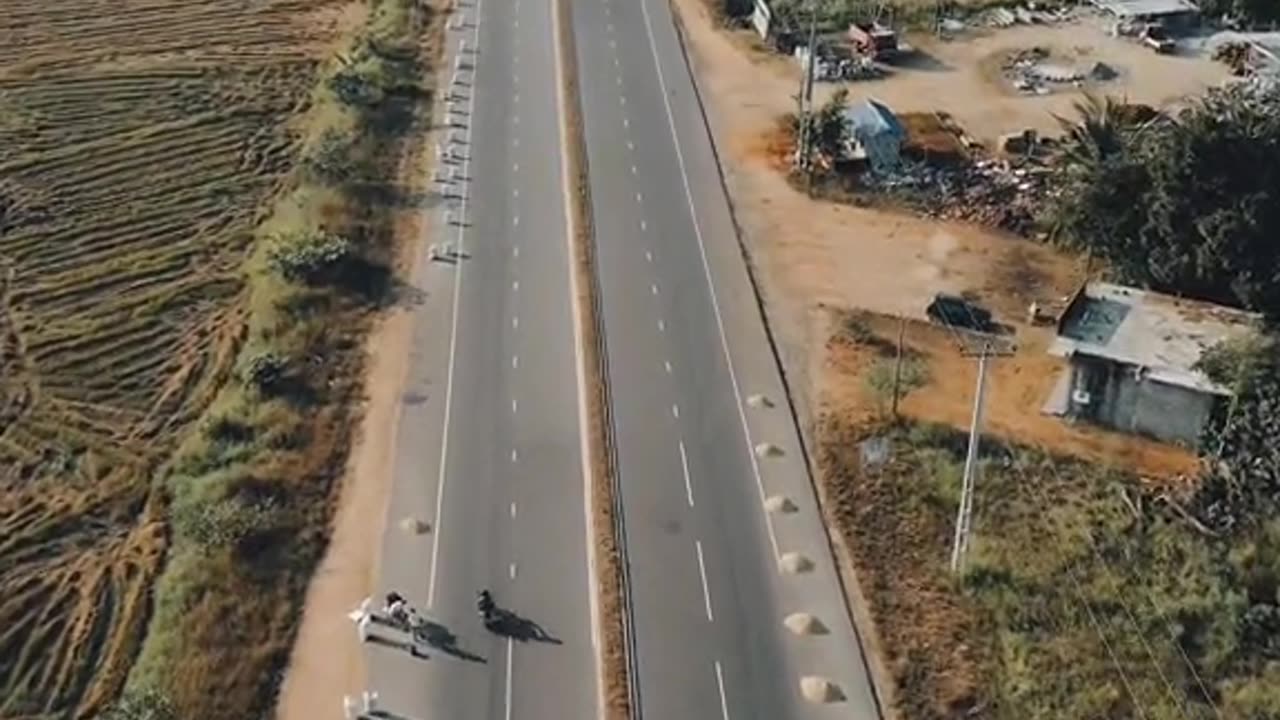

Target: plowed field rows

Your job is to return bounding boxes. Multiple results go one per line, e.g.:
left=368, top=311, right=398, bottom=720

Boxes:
left=0, top=1, right=347, bottom=717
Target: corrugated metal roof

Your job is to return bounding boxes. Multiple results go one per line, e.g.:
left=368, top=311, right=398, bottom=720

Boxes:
left=1049, top=282, right=1260, bottom=394
left=1092, top=0, right=1199, bottom=18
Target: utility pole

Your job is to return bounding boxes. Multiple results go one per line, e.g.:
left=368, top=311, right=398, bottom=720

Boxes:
left=949, top=340, right=1013, bottom=573
left=891, top=315, right=906, bottom=418
left=795, top=2, right=818, bottom=188
left=802, top=3, right=818, bottom=193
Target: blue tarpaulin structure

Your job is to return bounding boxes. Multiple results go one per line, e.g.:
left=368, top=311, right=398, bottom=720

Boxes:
left=844, top=98, right=904, bottom=174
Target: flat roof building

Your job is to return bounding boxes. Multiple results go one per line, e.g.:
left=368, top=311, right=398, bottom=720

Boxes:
left=1044, top=282, right=1260, bottom=447
left=1092, top=0, right=1199, bottom=19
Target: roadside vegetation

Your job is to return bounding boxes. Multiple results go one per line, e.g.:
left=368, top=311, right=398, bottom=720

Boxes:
left=125, top=1, right=438, bottom=717
left=1200, top=0, right=1280, bottom=24
left=820, top=411, right=1280, bottom=720
left=0, top=1, right=437, bottom=718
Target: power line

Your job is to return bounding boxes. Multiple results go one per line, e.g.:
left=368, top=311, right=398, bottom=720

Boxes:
left=897, top=419, right=1153, bottom=719
left=926, top=307, right=1220, bottom=717
left=1004, top=446, right=1223, bottom=718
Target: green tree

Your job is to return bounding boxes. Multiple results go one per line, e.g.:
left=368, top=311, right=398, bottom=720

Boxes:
left=1199, top=0, right=1280, bottom=24
left=1053, top=93, right=1147, bottom=172
left=1195, top=333, right=1280, bottom=530
left=97, top=689, right=176, bottom=720
left=304, top=128, right=357, bottom=184
left=241, top=351, right=289, bottom=392
left=814, top=87, right=851, bottom=161
left=173, top=495, right=281, bottom=553
left=1051, top=83, right=1280, bottom=318
left=265, top=230, right=351, bottom=282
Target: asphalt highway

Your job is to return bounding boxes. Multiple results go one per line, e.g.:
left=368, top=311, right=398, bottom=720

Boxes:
left=571, top=0, right=884, bottom=717
left=363, top=0, right=596, bottom=716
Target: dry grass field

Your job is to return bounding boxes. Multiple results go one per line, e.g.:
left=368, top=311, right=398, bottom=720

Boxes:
left=0, top=1, right=361, bottom=717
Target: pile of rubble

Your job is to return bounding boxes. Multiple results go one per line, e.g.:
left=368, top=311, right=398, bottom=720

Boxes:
left=1000, top=47, right=1119, bottom=95
left=794, top=45, right=884, bottom=82
left=930, top=159, right=1052, bottom=234
left=938, top=3, right=1076, bottom=35
left=983, top=3, right=1075, bottom=28
left=859, top=157, right=1054, bottom=235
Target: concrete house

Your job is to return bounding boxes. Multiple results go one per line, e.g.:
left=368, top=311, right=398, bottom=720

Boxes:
left=844, top=98, right=905, bottom=175
left=1043, top=282, right=1260, bottom=447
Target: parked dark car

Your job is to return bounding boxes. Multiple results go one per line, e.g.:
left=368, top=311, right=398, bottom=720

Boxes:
left=926, top=293, right=994, bottom=332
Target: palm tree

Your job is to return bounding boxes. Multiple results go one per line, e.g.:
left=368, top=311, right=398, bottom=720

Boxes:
left=1052, top=93, right=1153, bottom=173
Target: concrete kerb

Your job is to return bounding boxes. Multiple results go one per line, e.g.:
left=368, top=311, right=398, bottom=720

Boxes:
left=551, top=0, right=635, bottom=716
left=661, top=1, right=897, bottom=717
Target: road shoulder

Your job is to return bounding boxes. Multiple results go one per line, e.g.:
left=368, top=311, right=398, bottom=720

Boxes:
left=272, top=7, right=452, bottom=716
left=654, top=0, right=902, bottom=713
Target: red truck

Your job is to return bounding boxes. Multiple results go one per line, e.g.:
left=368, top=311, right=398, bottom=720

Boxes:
left=848, top=21, right=899, bottom=60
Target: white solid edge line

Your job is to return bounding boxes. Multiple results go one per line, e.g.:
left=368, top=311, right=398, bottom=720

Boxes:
left=505, top=637, right=515, bottom=720
left=637, top=0, right=781, bottom=563
left=428, top=0, right=485, bottom=609
left=679, top=440, right=694, bottom=507
left=551, top=0, right=608, bottom=715
left=695, top=540, right=714, bottom=622
left=715, top=660, right=730, bottom=720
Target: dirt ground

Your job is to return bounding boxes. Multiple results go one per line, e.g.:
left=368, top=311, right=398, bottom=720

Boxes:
left=706, top=12, right=1231, bottom=145
left=668, top=0, right=1225, bottom=458
left=821, top=309, right=1199, bottom=480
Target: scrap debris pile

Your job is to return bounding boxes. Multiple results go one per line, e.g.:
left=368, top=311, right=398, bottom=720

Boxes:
left=860, top=157, right=1052, bottom=234
left=927, top=158, right=1053, bottom=233
left=1001, top=47, right=1118, bottom=94
left=939, top=3, right=1076, bottom=36
left=794, top=44, right=884, bottom=81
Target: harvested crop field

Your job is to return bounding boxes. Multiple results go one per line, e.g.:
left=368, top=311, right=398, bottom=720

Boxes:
left=0, top=1, right=352, bottom=717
